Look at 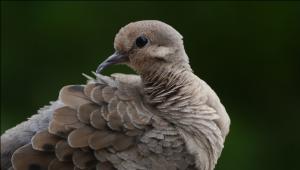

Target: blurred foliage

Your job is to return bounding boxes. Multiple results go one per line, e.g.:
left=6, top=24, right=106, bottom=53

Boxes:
left=1, top=1, right=300, bottom=170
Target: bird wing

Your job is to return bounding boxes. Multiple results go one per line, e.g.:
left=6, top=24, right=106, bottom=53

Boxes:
left=11, top=74, right=155, bottom=170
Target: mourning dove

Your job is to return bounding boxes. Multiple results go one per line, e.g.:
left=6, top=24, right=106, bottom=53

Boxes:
left=1, top=20, right=230, bottom=170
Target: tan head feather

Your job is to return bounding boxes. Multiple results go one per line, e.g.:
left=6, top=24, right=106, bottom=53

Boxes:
left=97, top=20, right=190, bottom=74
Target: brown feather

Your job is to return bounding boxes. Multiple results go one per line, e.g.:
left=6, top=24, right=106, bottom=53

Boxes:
left=117, top=101, right=136, bottom=130
left=48, top=158, right=74, bottom=170
left=31, top=130, right=61, bottom=152
left=12, top=144, right=55, bottom=170
left=55, top=140, right=75, bottom=161
left=96, top=162, right=116, bottom=170
left=53, top=106, right=78, bottom=125
left=100, top=105, right=110, bottom=121
left=78, top=103, right=99, bottom=124
left=84, top=83, right=100, bottom=97
left=107, top=111, right=122, bottom=131
left=90, top=109, right=106, bottom=129
left=126, top=103, right=145, bottom=129
left=68, top=126, right=95, bottom=148
left=87, top=131, right=114, bottom=150
left=112, top=134, right=135, bottom=151
left=90, top=85, right=105, bottom=103
left=59, top=85, right=90, bottom=109
left=125, top=129, right=143, bottom=136
left=72, top=150, right=97, bottom=169
left=48, top=120, right=70, bottom=138
left=106, top=99, right=123, bottom=131
left=64, top=121, right=85, bottom=131
left=101, top=86, right=115, bottom=102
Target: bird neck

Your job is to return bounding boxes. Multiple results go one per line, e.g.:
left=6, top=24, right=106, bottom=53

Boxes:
left=140, top=63, right=192, bottom=106
left=140, top=64, right=224, bottom=170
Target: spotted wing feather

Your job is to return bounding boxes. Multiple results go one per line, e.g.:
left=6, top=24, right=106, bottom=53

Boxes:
left=11, top=74, right=155, bottom=170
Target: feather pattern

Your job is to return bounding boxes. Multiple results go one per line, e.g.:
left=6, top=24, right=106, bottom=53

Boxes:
left=7, top=74, right=198, bottom=170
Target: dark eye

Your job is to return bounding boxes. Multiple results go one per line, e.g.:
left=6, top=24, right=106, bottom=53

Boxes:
left=135, top=36, right=148, bottom=48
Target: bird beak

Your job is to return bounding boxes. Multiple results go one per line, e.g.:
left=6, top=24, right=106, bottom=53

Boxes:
left=96, top=51, right=129, bottom=73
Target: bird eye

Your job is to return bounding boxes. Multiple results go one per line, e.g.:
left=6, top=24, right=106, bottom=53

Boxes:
left=135, top=36, right=148, bottom=48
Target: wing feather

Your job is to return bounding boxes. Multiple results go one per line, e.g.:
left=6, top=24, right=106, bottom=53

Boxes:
left=10, top=74, right=184, bottom=170
left=59, top=85, right=90, bottom=109
left=12, top=144, right=55, bottom=170
left=90, top=109, right=106, bottom=129
left=31, top=130, right=62, bottom=152
left=48, top=158, right=74, bottom=170
left=55, top=140, right=75, bottom=161
left=68, top=126, right=95, bottom=148
left=77, top=103, right=99, bottom=124
left=72, top=150, right=97, bottom=169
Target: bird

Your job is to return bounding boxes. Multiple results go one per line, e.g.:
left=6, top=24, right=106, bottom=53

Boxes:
left=1, top=20, right=230, bottom=170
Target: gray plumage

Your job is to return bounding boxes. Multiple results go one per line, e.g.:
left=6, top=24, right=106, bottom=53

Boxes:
left=1, top=101, right=63, bottom=169
left=1, top=20, right=230, bottom=170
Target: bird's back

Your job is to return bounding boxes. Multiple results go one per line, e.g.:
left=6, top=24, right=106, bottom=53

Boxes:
left=6, top=73, right=195, bottom=170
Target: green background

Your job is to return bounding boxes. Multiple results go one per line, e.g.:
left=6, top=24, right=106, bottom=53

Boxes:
left=1, top=1, right=300, bottom=170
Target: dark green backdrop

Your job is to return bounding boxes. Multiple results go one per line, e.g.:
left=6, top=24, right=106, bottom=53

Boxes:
left=1, top=1, right=300, bottom=170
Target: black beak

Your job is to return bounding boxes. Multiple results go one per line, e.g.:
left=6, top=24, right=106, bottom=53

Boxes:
left=96, top=51, right=129, bottom=73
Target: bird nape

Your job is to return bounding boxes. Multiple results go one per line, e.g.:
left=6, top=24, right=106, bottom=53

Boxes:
left=1, top=20, right=230, bottom=170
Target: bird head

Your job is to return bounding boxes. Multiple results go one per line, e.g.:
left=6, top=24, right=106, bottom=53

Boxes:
left=96, top=20, right=190, bottom=74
